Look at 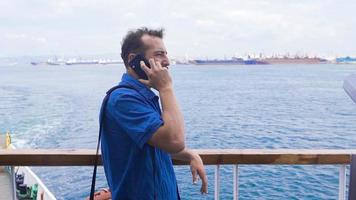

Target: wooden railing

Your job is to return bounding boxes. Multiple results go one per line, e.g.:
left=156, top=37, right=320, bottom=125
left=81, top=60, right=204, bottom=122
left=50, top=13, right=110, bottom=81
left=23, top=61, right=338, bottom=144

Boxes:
left=0, top=149, right=354, bottom=166
left=1, top=149, right=355, bottom=200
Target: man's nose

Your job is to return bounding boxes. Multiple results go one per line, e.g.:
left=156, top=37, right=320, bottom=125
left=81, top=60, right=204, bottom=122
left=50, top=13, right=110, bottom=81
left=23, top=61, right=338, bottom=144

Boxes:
left=162, top=55, right=170, bottom=67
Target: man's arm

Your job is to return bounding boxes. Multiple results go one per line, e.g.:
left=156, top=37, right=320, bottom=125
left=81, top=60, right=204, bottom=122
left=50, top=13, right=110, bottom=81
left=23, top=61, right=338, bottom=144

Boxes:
left=139, top=59, right=208, bottom=194
left=139, top=59, right=185, bottom=154
left=172, top=148, right=208, bottom=194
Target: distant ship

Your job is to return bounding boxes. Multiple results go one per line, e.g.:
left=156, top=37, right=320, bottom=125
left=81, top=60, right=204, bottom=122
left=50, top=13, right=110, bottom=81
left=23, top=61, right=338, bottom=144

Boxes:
left=192, top=57, right=245, bottom=65
left=31, top=58, right=123, bottom=66
left=336, top=57, right=356, bottom=64
left=1, top=62, right=18, bottom=66
left=98, top=59, right=123, bottom=65
left=259, top=57, right=328, bottom=64
left=47, top=57, right=65, bottom=65
left=31, top=58, right=65, bottom=66
left=0, top=58, right=18, bottom=66
left=66, top=58, right=123, bottom=65
left=191, top=57, right=269, bottom=65
left=243, top=59, right=269, bottom=65
left=31, top=61, right=46, bottom=66
left=66, top=59, right=99, bottom=65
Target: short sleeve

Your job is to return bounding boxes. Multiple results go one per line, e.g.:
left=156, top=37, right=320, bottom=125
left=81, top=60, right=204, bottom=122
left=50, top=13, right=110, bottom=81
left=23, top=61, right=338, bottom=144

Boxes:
left=107, top=91, right=163, bottom=148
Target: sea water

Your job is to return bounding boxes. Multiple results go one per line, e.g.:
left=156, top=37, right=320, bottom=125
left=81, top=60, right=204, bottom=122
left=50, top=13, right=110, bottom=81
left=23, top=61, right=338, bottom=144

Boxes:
left=1, top=63, right=356, bottom=199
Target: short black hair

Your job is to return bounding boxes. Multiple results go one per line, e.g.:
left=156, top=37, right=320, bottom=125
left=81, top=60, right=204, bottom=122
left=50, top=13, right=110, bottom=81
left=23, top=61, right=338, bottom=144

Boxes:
left=121, top=27, right=164, bottom=67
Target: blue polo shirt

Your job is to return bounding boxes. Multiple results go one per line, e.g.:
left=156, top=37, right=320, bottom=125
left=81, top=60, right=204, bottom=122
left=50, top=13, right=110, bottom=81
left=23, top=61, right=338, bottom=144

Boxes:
left=101, top=73, right=179, bottom=200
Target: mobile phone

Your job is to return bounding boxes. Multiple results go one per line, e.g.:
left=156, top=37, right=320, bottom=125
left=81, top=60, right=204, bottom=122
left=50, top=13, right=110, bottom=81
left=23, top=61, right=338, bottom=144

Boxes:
left=128, top=54, right=150, bottom=80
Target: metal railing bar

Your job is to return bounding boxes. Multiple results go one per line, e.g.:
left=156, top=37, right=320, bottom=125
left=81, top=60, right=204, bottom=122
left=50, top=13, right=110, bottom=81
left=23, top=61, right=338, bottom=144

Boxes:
left=233, top=165, right=239, bottom=200
left=339, top=165, right=346, bottom=200
left=215, top=165, right=220, bottom=200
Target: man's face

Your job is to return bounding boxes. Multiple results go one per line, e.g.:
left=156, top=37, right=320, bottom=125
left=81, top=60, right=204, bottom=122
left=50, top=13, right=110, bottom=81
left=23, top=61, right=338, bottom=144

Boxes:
left=141, top=34, right=170, bottom=68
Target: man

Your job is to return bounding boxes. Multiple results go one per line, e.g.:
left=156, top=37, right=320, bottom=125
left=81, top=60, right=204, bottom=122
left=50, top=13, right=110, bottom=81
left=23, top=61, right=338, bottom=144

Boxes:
left=101, top=27, right=208, bottom=199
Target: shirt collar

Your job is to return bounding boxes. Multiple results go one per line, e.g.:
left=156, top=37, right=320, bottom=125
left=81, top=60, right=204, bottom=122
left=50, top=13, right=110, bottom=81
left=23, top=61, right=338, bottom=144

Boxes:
left=119, top=73, right=157, bottom=100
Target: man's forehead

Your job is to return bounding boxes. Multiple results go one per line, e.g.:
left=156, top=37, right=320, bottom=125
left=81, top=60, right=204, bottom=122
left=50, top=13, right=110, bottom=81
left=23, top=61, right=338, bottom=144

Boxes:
left=141, top=35, right=166, bottom=50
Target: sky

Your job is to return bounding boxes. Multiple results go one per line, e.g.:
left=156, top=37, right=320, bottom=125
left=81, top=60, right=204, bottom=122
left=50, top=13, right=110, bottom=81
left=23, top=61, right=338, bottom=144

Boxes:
left=0, top=0, right=356, bottom=59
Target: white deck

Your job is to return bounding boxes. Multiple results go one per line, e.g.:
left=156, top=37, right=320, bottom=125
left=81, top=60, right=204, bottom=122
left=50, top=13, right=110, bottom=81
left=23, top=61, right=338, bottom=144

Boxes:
left=0, top=167, right=13, bottom=200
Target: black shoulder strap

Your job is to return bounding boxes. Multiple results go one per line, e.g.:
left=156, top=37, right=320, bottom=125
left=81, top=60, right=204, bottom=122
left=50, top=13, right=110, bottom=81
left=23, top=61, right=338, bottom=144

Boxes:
left=90, top=85, right=136, bottom=200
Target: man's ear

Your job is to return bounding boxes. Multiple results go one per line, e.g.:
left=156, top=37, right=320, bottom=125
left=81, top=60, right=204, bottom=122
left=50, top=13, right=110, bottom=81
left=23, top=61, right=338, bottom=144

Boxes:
left=127, top=53, right=136, bottom=64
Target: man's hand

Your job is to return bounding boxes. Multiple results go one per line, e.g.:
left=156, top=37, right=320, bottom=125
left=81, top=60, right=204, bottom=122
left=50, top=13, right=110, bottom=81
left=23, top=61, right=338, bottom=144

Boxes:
left=172, top=149, right=208, bottom=194
left=190, top=152, right=208, bottom=194
left=138, top=58, right=173, bottom=92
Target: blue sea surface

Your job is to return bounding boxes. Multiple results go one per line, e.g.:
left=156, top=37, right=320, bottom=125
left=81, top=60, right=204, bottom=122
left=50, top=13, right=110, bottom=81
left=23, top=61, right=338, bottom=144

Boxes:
left=1, top=63, right=356, bottom=199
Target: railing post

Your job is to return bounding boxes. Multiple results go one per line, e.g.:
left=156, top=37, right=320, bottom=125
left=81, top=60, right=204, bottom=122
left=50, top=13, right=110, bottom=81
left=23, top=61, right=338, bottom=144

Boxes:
left=215, top=165, right=220, bottom=200
left=339, top=165, right=346, bottom=200
left=233, top=165, right=239, bottom=200
left=11, top=166, right=16, bottom=200
left=349, top=155, right=356, bottom=200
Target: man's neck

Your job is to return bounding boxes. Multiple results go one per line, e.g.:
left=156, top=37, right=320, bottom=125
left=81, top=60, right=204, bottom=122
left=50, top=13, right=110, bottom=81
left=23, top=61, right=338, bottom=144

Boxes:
left=127, top=69, right=139, bottom=80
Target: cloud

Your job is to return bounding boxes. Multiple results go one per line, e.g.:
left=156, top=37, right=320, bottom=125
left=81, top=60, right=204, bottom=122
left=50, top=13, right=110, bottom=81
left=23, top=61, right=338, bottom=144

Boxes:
left=195, top=19, right=216, bottom=28
left=0, top=0, right=355, bottom=57
left=3, top=33, right=48, bottom=44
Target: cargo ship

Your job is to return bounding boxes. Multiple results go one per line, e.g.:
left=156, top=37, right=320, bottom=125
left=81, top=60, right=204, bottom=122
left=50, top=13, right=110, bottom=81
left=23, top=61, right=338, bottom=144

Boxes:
left=336, top=57, right=356, bottom=64
left=98, top=59, right=123, bottom=65
left=192, top=57, right=245, bottom=65
left=31, top=58, right=123, bottom=66
left=259, top=56, right=328, bottom=64
left=191, top=57, right=268, bottom=65
left=190, top=56, right=328, bottom=65
left=65, top=59, right=99, bottom=65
